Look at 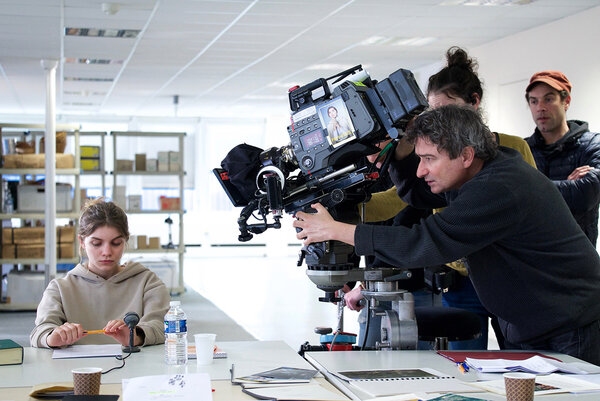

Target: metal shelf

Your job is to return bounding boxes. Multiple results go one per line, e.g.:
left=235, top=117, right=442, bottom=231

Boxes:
left=125, top=209, right=184, bottom=215
left=125, top=247, right=184, bottom=254
left=0, top=168, right=79, bottom=175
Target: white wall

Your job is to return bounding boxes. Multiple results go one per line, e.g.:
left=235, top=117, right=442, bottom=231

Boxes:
left=473, top=5, right=600, bottom=138
left=412, top=6, right=600, bottom=139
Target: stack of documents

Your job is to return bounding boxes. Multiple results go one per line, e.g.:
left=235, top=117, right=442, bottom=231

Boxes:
left=467, top=373, right=600, bottom=396
left=465, top=355, right=600, bottom=374
left=232, top=366, right=347, bottom=400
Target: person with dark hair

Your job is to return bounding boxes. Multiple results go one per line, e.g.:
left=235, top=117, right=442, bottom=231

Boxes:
left=525, top=70, right=600, bottom=245
left=30, top=198, right=170, bottom=348
left=349, top=47, right=535, bottom=350
left=294, top=105, right=600, bottom=365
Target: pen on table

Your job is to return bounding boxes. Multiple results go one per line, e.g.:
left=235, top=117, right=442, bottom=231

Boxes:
left=83, top=329, right=105, bottom=335
left=456, top=362, right=469, bottom=374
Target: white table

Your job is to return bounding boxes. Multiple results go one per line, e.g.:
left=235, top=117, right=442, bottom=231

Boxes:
left=306, top=350, right=600, bottom=401
left=0, top=340, right=348, bottom=400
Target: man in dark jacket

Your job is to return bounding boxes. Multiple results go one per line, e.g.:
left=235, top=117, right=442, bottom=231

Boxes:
left=525, top=71, right=600, bottom=245
left=293, top=105, right=600, bottom=365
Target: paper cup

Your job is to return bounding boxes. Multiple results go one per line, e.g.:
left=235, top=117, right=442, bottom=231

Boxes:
left=194, top=333, right=216, bottom=365
left=72, top=367, right=102, bottom=395
left=504, top=372, right=535, bottom=401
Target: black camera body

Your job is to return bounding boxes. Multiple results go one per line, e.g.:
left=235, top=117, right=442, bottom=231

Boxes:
left=214, top=65, right=427, bottom=242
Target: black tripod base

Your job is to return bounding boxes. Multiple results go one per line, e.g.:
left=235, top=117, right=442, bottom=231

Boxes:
left=122, top=345, right=140, bottom=353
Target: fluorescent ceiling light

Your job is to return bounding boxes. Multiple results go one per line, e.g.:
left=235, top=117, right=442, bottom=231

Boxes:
left=64, top=58, right=123, bottom=65
left=441, top=0, right=535, bottom=5
left=65, top=28, right=140, bottom=38
left=305, top=64, right=355, bottom=71
left=64, top=77, right=114, bottom=82
left=393, top=37, right=437, bottom=46
left=361, top=35, right=437, bottom=47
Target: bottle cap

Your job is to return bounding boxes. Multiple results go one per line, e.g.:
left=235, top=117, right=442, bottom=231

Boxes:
left=169, top=301, right=181, bottom=306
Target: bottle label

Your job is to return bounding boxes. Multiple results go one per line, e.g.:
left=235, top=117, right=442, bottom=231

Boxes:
left=164, top=319, right=187, bottom=334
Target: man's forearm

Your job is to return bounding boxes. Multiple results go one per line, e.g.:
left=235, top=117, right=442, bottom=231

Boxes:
left=331, top=221, right=356, bottom=246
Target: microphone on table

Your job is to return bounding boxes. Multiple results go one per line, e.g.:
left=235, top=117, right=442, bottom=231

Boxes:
left=122, top=312, right=141, bottom=353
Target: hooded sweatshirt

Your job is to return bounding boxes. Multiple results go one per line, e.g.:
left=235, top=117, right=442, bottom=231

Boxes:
left=30, top=261, right=170, bottom=348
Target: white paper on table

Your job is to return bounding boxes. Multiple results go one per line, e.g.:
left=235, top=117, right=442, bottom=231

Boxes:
left=52, top=344, right=123, bottom=359
left=465, top=355, right=600, bottom=374
left=122, top=373, right=212, bottom=400
left=466, top=373, right=600, bottom=396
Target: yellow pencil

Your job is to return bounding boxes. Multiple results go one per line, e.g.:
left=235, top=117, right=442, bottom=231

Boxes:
left=83, top=329, right=105, bottom=334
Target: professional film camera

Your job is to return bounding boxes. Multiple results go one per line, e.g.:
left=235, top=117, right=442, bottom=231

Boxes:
left=214, top=65, right=428, bottom=350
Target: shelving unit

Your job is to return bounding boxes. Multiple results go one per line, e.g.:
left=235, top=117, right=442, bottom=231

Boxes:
left=0, top=123, right=81, bottom=310
left=80, top=131, right=108, bottom=197
left=111, top=131, right=185, bottom=295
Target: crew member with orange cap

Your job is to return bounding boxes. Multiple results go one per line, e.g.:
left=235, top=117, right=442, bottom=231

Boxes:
left=525, top=71, right=600, bottom=245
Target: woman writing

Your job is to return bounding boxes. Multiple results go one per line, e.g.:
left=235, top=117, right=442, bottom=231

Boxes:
left=30, top=198, right=170, bottom=348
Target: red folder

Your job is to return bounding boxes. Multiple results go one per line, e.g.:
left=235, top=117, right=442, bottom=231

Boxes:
left=436, top=350, right=562, bottom=363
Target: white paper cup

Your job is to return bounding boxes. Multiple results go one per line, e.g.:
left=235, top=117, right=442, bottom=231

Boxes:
left=72, top=367, right=102, bottom=395
left=504, top=372, right=535, bottom=401
left=194, top=333, right=216, bottom=365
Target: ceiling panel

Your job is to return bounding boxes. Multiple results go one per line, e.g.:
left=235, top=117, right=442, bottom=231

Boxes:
left=0, top=0, right=597, bottom=118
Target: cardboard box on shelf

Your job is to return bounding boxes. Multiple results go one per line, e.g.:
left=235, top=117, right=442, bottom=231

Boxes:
left=159, top=196, right=180, bottom=210
left=80, top=158, right=100, bottom=171
left=113, top=186, right=126, bottom=209
left=17, top=183, right=73, bottom=212
left=157, top=151, right=169, bottom=172
left=2, top=153, right=74, bottom=169
left=116, top=159, right=134, bottom=171
left=146, top=158, right=158, bottom=172
left=2, top=225, right=75, bottom=244
left=136, top=235, right=147, bottom=249
left=135, top=154, right=146, bottom=171
left=168, top=151, right=181, bottom=171
left=148, top=237, right=160, bottom=249
left=2, top=242, right=75, bottom=259
left=127, top=195, right=142, bottom=211
left=80, top=146, right=100, bottom=158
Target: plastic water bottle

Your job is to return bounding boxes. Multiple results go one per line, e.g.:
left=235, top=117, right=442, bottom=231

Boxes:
left=164, top=300, right=188, bottom=365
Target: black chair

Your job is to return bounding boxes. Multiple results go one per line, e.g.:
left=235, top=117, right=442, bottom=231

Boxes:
left=415, top=306, right=481, bottom=350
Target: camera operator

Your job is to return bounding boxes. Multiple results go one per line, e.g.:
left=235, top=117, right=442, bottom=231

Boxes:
left=350, top=47, right=537, bottom=351
left=293, top=104, right=600, bottom=365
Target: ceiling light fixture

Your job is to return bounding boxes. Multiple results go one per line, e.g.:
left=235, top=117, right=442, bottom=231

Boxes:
left=65, top=28, right=140, bottom=38
left=101, top=2, right=120, bottom=15
left=440, top=0, right=536, bottom=5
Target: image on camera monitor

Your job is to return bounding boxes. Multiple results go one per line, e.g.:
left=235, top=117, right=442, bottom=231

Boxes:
left=318, top=97, right=356, bottom=148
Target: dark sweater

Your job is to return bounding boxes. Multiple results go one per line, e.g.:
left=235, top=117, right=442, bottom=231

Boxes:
left=526, top=120, right=600, bottom=245
left=354, top=147, right=600, bottom=344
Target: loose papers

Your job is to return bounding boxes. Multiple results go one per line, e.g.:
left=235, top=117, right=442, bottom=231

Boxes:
left=465, top=355, right=600, bottom=374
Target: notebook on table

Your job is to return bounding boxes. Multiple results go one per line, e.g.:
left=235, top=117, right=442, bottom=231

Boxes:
left=332, top=368, right=478, bottom=397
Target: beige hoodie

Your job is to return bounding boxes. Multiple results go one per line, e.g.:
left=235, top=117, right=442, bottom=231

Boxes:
left=30, top=261, right=170, bottom=348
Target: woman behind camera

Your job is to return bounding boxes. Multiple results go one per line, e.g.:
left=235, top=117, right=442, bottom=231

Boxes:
left=30, top=198, right=170, bottom=348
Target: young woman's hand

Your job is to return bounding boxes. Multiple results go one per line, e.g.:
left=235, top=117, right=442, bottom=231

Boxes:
left=47, top=322, right=85, bottom=347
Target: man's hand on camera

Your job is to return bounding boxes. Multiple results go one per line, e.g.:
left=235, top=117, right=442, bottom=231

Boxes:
left=344, top=287, right=365, bottom=311
left=293, top=203, right=356, bottom=246
left=394, top=136, right=414, bottom=160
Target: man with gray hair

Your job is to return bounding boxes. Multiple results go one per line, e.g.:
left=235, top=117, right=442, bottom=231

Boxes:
left=293, top=105, right=600, bottom=364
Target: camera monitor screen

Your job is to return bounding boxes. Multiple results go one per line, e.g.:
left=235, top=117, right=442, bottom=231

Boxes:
left=300, top=129, right=326, bottom=150
left=318, top=97, right=356, bottom=148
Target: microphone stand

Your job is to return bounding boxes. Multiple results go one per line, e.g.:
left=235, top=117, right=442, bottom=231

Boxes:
left=122, top=327, right=140, bottom=353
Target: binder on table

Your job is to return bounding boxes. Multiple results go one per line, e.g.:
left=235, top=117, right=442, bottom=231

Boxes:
left=332, top=368, right=478, bottom=397
left=436, top=350, right=561, bottom=364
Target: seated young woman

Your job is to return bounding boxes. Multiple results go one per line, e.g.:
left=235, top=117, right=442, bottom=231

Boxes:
left=30, top=198, right=170, bottom=348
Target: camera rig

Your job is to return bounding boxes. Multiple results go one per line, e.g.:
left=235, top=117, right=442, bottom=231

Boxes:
left=214, top=65, right=428, bottom=349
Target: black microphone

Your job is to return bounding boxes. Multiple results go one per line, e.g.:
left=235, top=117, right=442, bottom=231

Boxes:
left=122, top=312, right=141, bottom=353
left=124, top=312, right=140, bottom=329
